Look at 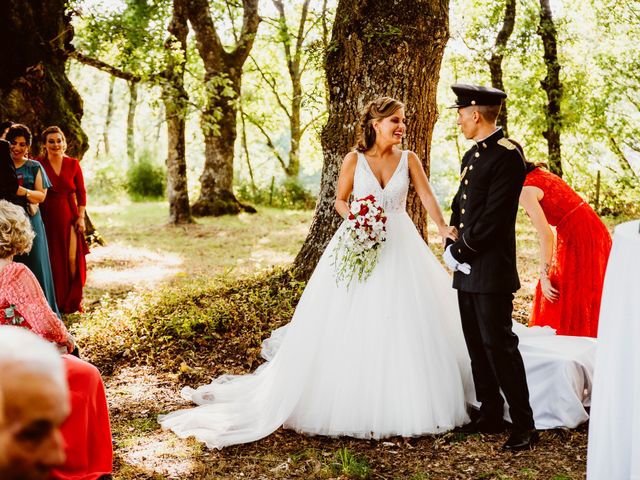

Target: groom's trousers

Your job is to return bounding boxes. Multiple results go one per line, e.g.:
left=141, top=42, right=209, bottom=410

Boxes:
left=458, top=291, right=535, bottom=431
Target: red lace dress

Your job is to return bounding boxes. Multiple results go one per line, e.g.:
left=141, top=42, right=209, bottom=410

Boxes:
left=0, top=262, right=113, bottom=479
left=524, top=168, right=612, bottom=337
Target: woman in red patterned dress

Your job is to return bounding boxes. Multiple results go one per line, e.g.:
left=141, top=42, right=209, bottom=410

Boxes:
left=37, top=126, right=89, bottom=313
left=517, top=144, right=612, bottom=337
left=0, top=200, right=112, bottom=479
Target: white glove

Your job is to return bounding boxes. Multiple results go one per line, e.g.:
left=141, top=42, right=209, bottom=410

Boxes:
left=443, top=245, right=459, bottom=271
left=458, top=262, right=472, bottom=275
left=443, top=246, right=472, bottom=275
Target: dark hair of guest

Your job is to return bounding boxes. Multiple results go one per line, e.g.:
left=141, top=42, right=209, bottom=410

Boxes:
left=5, top=124, right=32, bottom=146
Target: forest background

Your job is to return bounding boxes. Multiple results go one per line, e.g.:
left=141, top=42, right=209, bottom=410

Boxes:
left=70, top=0, right=639, bottom=222
left=0, top=0, right=639, bottom=478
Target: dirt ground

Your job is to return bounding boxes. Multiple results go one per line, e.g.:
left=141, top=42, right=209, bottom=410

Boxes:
left=79, top=206, right=589, bottom=480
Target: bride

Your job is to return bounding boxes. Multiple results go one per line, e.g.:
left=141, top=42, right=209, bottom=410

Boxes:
left=159, top=97, right=476, bottom=448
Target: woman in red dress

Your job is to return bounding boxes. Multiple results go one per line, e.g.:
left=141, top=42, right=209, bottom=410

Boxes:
left=516, top=144, right=612, bottom=337
left=0, top=200, right=112, bottom=479
left=37, top=126, right=89, bottom=313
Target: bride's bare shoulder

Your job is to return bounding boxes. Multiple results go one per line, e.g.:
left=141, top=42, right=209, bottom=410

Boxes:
left=340, top=151, right=359, bottom=170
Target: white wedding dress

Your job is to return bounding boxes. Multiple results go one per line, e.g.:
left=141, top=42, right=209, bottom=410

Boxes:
left=159, top=151, right=596, bottom=448
left=159, top=151, right=474, bottom=448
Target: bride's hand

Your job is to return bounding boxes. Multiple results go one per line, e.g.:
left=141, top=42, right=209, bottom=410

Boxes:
left=540, top=275, right=559, bottom=302
left=438, top=225, right=458, bottom=243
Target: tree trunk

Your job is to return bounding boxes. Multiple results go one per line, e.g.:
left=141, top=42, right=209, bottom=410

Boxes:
left=103, top=75, right=116, bottom=156
left=488, top=0, right=516, bottom=136
left=287, top=72, right=302, bottom=179
left=185, top=0, right=260, bottom=216
left=163, top=0, right=192, bottom=224
left=127, top=80, right=138, bottom=165
left=272, top=0, right=310, bottom=182
left=0, top=0, right=87, bottom=158
left=538, top=0, right=563, bottom=176
left=293, top=0, right=449, bottom=280
left=239, top=105, right=257, bottom=192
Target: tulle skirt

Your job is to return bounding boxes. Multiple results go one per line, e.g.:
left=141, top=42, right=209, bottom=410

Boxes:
left=159, top=213, right=474, bottom=448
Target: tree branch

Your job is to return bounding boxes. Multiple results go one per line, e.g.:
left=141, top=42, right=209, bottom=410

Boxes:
left=249, top=56, right=291, bottom=119
left=243, top=112, right=288, bottom=171
left=300, top=110, right=327, bottom=136
left=69, top=50, right=142, bottom=82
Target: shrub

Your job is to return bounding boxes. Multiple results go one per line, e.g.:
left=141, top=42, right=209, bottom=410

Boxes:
left=74, top=268, right=306, bottom=379
left=85, top=158, right=127, bottom=203
left=236, top=178, right=316, bottom=210
left=126, top=150, right=166, bottom=201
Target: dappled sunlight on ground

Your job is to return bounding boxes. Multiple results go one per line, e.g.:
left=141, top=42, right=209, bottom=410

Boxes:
left=107, top=366, right=202, bottom=479
left=87, top=243, right=183, bottom=289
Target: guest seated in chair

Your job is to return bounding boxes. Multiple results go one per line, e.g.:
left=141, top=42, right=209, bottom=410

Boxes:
left=0, top=326, right=69, bottom=480
left=0, top=200, right=113, bottom=480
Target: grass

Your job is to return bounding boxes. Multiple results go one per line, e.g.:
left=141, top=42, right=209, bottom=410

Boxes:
left=331, top=447, right=371, bottom=478
left=72, top=201, right=601, bottom=479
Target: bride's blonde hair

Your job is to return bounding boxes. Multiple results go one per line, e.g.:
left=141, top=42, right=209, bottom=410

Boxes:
left=355, top=97, right=405, bottom=152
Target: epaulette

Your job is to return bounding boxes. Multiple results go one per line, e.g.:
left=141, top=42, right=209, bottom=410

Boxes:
left=501, top=137, right=527, bottom=169
left=497, top=138, right=516, bottom=150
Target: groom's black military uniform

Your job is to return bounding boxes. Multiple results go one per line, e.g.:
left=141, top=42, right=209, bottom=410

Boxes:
left=446, top=85, right=535, bottom=439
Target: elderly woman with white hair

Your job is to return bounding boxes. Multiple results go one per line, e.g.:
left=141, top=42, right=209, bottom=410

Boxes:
left=0, top=199, right=73, bottom=351
left=0, top=326, right=69, bottom=480
left=0, top=200, right=113, bottom=479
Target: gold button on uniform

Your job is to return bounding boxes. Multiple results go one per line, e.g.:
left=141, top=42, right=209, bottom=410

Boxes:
left=459, top=223, right=464, bottom=228
left=461, top=208, right=465, bottom=214
left=464, top=180, right=468, bottom=185
left=463, top=194, right=467, bottom=199
left=469, top=165, right=474, bottom=170
left=474, top=152, right=480, bottom=158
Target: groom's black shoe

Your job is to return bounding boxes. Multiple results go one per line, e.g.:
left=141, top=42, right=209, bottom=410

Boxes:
left=456, top=416, right=506, bottom=434
left=502, top=428, right=539, bottom=451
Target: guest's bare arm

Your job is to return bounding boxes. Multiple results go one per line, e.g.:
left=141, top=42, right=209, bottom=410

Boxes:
left=16, top=169, right=46, bottom=203
left=520, top=186, right=559, bottom=302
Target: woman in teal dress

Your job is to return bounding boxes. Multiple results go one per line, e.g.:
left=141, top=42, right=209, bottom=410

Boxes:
left=5, top=124, right=61, bottom=317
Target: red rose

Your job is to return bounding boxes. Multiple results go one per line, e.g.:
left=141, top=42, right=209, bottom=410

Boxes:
left=359, top=204, right=369, bottom=216
left=348, top=213, right=355, bottom=220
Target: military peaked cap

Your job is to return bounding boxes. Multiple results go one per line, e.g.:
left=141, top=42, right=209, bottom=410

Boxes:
left=448, top=84, right=507, bottom=108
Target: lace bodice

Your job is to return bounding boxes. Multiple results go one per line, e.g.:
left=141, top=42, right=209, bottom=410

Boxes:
left=524, top=168, right=587, bottom=226
left=352, top=150, right=409, bottom=213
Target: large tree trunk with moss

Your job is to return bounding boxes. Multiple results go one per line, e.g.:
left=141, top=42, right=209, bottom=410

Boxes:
left=0, top=0, right=87, bottom=157
left=163, top=0, right=192, bottom=224
left=185, top=0, right=260, bottom=216
left=488, top=0, right=516, bottom=136
left=538, top=0, right=563, bottom=176
left=293, top=0, right=449, bottom=280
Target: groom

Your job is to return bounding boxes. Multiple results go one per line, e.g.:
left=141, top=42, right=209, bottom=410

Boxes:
left=443, top=84, right=538, bottom=451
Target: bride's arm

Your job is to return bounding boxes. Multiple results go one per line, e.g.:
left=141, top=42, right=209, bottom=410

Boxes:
left=407, top=151, right=457, bottom=242
left=334, top=152, right=358, bottom=219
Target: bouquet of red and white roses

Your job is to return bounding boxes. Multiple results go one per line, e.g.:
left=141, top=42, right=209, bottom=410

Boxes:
left=332, top=195, right=387, bottom=287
